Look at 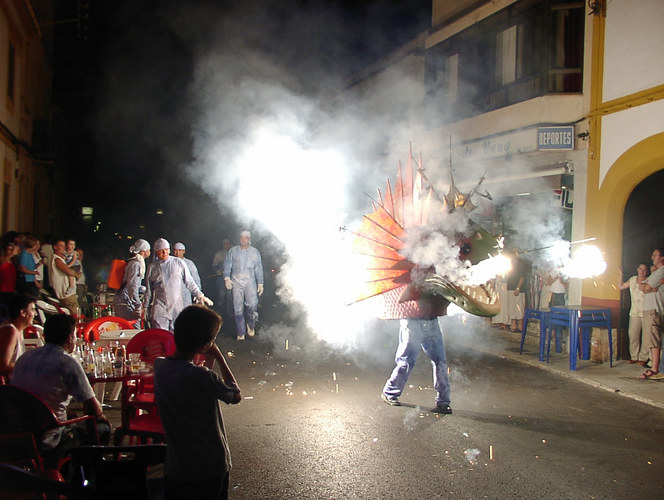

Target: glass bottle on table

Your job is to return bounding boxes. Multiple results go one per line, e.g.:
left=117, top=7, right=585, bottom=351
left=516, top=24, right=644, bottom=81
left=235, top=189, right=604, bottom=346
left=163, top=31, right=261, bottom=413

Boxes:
left=96, top=349, right=105, bottom=377
left=103, top=347, right=114, bottom=377
left=81, top=344, right=89, bottom=369
left=73, top=342, right=84, bottom=366
left=112, top=342, right=124, bottom=376
left=84, top=346, right=96, bottom=376
left=95, top=347, right=104, bottom=378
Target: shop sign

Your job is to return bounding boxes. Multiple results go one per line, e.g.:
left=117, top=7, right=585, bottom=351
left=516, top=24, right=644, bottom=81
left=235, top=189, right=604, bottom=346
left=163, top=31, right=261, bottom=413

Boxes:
left=537, top=126, right=574, bottom=150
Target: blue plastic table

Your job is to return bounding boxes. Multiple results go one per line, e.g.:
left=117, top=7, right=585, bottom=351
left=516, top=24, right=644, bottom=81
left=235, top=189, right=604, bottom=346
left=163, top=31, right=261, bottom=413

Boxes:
left=549, top=305, right=613, bottom=370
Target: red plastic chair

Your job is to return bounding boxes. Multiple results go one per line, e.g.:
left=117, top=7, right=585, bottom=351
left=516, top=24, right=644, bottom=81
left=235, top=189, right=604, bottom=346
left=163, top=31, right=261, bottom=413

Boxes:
left=77, top=316, right=136, bottom=343
left=0, top=385, right=99, bottom=471
left=0, top=432, right=69, bottom=500
left=0, top=432, right=45, bottom=470
left=125, top=329, right=176, bottom=365
left=0, top=462, right=94, bottom=500
left=114, top=329, right=175, bottom=445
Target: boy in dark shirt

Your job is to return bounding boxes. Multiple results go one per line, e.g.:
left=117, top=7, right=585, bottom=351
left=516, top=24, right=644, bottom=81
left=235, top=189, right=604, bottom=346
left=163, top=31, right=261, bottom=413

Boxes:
left=154, top=305, right=241, bottom=499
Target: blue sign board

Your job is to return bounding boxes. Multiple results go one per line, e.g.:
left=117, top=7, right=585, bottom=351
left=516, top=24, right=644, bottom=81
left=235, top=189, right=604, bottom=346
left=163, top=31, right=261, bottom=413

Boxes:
left=537, top=126, right=574, bottom=150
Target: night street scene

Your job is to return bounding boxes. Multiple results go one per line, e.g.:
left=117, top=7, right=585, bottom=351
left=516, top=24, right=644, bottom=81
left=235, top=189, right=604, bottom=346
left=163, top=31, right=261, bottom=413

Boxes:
left=1, top=0, right=664, bottom=499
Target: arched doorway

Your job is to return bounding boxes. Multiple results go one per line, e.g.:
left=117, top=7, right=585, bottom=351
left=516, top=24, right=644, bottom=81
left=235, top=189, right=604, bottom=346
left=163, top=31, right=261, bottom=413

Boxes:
left=619, top=169, right=664, bottom=358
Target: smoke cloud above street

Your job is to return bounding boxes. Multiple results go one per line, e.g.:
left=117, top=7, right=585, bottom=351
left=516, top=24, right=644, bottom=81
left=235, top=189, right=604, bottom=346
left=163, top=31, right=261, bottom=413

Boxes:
left=90, top=0, right=598, bottom=352
left=178, top=1, right=435, bottom=346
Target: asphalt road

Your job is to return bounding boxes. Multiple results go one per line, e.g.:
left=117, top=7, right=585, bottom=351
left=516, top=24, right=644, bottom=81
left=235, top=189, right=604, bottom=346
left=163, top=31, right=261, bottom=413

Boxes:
left=216, top=326, right=664, bottom=500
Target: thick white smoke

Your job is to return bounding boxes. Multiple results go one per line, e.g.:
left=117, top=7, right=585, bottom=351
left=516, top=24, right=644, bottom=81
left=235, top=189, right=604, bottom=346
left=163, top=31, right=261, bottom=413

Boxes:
left=171, top=3, right=439, bottom=348
left=125, top=1, right=600, bottom=348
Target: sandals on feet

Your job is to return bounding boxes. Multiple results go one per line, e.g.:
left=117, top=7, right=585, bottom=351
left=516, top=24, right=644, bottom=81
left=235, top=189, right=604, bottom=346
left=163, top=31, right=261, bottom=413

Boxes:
left=639, top=369, right=659, bottom=379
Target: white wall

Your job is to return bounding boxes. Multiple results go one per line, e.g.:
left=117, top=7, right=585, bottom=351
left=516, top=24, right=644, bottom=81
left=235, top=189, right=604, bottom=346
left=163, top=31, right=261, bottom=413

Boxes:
left=600, top=99, right=664, bottom=186
left=603, top=0, right=664, bottom=101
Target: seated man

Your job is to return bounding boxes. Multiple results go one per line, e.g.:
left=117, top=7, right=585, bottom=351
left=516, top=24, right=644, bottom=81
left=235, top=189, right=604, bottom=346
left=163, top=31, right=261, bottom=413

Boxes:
left=12, top=314, right=110, bottom=456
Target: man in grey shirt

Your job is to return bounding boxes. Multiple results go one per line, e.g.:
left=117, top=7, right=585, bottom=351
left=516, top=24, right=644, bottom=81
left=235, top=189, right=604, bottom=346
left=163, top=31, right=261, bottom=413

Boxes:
left=13, top=314, right=110, bottom=454
left=639, top=248, right=664, bottom=379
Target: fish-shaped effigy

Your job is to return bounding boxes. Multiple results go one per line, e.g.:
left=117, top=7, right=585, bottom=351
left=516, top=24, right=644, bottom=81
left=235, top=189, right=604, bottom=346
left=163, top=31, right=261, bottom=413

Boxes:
left=350, top=148, right=503, bottom=319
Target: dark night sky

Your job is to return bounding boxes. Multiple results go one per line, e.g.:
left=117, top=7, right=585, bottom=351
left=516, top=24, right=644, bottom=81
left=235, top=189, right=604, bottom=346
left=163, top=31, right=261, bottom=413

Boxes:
left=54, top=0, right=431, bottom=278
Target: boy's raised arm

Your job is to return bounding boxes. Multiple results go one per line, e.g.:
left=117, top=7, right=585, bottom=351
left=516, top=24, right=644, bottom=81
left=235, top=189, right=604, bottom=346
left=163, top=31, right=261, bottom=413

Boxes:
left=207, top=343, right=240, bottom=390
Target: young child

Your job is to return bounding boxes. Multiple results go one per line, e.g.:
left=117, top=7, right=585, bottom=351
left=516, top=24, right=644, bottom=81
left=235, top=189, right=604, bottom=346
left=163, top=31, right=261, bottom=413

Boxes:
left=64, top=239, right=79, bottom=296
left=154, top=305, right=241, bottom=499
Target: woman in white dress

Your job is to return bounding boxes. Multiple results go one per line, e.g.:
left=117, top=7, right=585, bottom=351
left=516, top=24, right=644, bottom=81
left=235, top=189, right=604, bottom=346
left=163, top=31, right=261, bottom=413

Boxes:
left=618, top=263, right=649, bottom=365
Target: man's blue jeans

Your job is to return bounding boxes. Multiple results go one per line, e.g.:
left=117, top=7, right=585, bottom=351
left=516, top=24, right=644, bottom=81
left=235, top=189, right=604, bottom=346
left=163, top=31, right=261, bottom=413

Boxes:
left=383, top=318, right=451, bottom=405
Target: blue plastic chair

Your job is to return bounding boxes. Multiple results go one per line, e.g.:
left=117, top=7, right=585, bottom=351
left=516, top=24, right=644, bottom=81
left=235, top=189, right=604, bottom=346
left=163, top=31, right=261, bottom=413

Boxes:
left=520, top=308, right=557, bottom=361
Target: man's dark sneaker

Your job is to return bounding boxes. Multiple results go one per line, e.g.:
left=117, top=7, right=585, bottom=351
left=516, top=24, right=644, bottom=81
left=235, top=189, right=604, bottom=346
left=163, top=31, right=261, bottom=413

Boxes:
left=433, top=403, right=452, bottom=414
left=381, top=393, right=401, bottom=406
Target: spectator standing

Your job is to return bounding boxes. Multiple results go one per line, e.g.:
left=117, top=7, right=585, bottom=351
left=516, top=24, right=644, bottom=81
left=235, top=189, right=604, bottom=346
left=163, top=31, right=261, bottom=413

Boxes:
left=50, top=240, right=81, bottom=313
left=31, top=239, right=44, bottom=292
left=13, top=232, right=26, bottom=253
left=223, top=231, right=264, bottom=341
left=0, top=293, right=36, bottom=380
left=538, top=267, right=552, bottom=310
left=0, top=241, right=18, bottom=310
left=173, top=242, right=202, bottom=307
left=39, top=235, right=55, bottom=293
left=490, top=274, right=509, bottom=329
left=12, top=314, right=111, bottom=454
left=546, top=266, right=567, bottom=307
left=144, top=238, right=213, bottom=331
left=506, top=252, right=529, bottom=332
left=618, top=263, right=649, bottom=365
left=154, top=305, right=241, bottom=499
left=16, top=234, right=41, bottom=298
left=74, top=248, right=88, bottom=314
left=638, top=248, right=664, bottom=379
left=1, top=231, right=19, bottom=246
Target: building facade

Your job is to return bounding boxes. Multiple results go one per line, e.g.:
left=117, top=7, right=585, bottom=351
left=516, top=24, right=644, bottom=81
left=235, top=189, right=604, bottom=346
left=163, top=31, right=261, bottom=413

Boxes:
left=349, top=0, right=663, bottom=342
left=0, top=0, right=59, bottom=238
left=583, top=0, right=664, bottom=315
left=425, top=0, right=664, bottom=320
left=423, top=0, right=589, bottom=304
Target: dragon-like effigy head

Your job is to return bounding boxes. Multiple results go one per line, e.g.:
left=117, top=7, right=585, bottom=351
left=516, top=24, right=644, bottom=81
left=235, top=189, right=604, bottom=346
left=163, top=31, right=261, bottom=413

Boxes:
left=349, top=150, right=503, bottom=319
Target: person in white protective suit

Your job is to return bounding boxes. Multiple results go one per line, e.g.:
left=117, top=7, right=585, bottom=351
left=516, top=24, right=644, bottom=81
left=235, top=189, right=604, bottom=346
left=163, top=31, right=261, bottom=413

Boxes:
left=223, top=230, right=264, bottom=341
left=143, top=238, right=213, bottom=331
left=114, top=239, right=151, bottom=323
left=173, top=242, right=202, bottom=307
